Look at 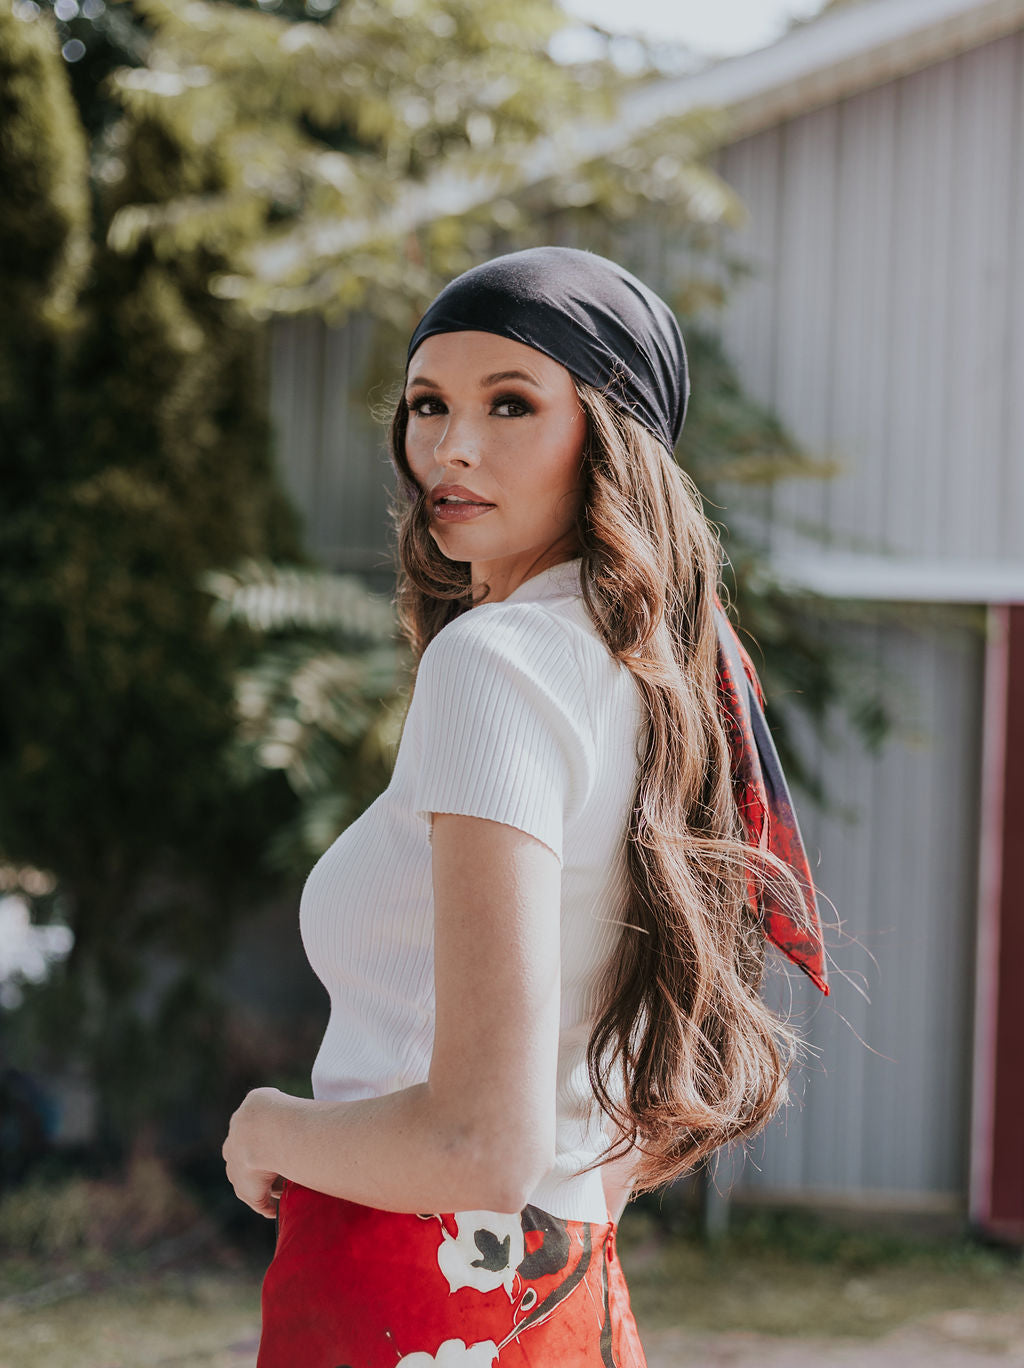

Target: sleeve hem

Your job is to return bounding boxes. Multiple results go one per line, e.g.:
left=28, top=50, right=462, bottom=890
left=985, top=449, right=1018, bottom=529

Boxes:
left=420, top=807, right=563, bottom=867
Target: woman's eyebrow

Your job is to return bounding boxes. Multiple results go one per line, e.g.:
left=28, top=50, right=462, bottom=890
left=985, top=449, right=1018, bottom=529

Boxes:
left=406, top=369, right=542, bottom=391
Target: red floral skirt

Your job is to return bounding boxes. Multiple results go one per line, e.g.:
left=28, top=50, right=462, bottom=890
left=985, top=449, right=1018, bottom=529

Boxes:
left=257, top=1178, right=648, bottom=1367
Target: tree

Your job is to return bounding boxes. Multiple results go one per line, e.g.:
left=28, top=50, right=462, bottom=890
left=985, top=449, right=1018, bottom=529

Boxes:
left=1, top=0, right=306, bottom=1153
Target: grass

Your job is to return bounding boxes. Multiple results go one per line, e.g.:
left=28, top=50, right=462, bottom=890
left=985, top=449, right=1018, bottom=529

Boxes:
left=616, top=1203, right=1024, bottom=1340
left=0, top=1155, right=271, bottom=1367
left=0, top=1265, right=263, bottom=1368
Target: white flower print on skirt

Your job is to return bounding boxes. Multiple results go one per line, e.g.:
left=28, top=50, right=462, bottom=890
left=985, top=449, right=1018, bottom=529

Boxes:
left=395, top=1337, right=500, bottom=1367
left=435, top=1210, right=526, bottom=1298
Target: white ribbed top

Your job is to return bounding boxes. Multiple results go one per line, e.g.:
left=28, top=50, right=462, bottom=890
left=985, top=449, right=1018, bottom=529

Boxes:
left=298, top=557, right=645, bottom=1221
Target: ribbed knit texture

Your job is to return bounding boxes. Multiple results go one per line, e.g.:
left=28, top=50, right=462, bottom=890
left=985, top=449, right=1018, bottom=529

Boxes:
left=299, top=557, right=645, bottom=1221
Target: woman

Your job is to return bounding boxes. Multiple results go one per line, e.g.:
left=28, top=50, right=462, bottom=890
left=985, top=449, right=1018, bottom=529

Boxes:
left=223, top=246, right=829, bottom=1368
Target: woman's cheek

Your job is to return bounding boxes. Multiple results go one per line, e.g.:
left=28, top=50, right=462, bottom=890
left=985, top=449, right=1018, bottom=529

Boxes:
left=403, top=436, right=429, bottom=484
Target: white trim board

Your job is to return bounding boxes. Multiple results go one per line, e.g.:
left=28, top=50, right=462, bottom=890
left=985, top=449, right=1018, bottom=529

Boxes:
left=765, top=552, right=1024, bottom=603
left=621, top=0, right=1024, bottom=145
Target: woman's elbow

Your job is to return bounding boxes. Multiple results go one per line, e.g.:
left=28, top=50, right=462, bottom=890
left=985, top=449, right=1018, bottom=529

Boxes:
left=475, top=1156, right=555, bottom=1215
left=459, top=1124, right=556, bottom=1214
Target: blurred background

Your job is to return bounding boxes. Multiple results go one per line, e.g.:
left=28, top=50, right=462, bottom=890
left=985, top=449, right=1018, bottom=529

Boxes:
left=2, top=0, right=1022, bottom=1362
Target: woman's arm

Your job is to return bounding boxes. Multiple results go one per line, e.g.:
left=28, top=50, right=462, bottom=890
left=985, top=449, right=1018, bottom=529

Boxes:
left=223, top=811, right=561, bottom=1217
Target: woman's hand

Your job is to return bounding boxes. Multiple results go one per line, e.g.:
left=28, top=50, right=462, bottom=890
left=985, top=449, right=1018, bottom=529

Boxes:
left=222, top=1086, right=287, bottom=1219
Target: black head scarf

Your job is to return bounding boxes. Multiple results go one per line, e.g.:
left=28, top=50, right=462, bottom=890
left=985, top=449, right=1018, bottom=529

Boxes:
left=406, top=245, right=687, bottom=454
left=405, top=246, right=828, bottom=994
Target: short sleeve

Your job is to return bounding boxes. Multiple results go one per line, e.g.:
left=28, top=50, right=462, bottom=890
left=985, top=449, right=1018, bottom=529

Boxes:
left=406, top=605, right=593, bottom=865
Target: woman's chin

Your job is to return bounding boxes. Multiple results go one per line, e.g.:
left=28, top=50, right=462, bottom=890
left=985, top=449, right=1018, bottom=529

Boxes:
left=430, top=526, right=499, bottom=559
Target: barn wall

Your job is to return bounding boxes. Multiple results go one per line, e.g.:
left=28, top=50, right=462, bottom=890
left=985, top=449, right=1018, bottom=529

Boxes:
left=268, top=310, right=396, bottom=590
left=709, top=27, right=1024, bottom=567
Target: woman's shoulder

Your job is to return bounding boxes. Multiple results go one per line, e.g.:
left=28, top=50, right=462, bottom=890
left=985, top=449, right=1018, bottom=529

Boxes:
left=407, top=598, right=600, bottom=838
left=421, top=593, right=636, bottom=709
left=421, top=597, right=583, bottom=681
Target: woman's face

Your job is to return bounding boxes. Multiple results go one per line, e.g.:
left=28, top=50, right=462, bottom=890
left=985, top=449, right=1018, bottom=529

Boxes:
left=403, top=330, right=587, bottom=597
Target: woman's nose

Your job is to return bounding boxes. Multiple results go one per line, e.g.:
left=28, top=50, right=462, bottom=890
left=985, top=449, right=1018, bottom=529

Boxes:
left=434, top=414, right=481, bottom=467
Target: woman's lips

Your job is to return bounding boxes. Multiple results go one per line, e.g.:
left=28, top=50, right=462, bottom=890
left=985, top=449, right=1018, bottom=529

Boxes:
left=432, top=500, right=495, bottom=523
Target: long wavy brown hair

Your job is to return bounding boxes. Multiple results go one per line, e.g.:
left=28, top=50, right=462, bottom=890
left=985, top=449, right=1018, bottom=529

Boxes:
left=384, top=376, right=817, bottom=1195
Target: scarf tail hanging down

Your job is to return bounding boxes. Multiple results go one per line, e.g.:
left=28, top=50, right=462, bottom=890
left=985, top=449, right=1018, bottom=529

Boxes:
left=712, top=594, right=829, bottom=996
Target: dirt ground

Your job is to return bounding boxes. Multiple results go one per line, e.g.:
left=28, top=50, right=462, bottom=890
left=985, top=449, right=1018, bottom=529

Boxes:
left=642, top=1310, right=1024, bottom=1366
left=4, top=1293, right=1023, bottom=1367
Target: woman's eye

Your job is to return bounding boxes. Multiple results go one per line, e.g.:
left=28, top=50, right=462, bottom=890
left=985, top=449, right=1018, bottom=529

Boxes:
left=407, top=393, right=533, bottom=417
left=493, top=394, right=533, bottom=417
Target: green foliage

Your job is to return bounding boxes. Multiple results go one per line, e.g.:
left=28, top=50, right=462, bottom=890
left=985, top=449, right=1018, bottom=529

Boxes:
left=66, top=0, right=741, bottom=329
left=0, top=3, right=90, bottom=336
left=0, top=0, right=89, bottom=475
left=0, top=0, right=306, bottom=1151
left=202, top=561, right=410, bottom=873
left=0, top=1150, right=205, bottom=1260
left=93, top=0, right=603, bottom=313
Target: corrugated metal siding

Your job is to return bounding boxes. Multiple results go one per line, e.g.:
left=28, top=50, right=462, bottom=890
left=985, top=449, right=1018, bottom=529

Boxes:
left=268, top=311, right=396, bottom=585
left=711, top=27, right=1024, bottom=567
